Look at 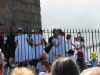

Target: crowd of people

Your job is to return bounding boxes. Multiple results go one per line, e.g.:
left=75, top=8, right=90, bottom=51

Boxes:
left=0, top=28, right=99, bottom=75
left=0, top=57, right=100, bottom=75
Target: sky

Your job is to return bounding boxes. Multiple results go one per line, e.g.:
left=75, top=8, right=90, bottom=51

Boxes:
left=40, top=0, right=100, bottom=29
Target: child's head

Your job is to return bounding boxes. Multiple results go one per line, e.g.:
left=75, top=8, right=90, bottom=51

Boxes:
left=68, top=50, right=74, bottom=56
left=77, top=51, right=84, bottom=57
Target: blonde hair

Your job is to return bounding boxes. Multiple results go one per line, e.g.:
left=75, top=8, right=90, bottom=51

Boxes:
left=10, top=67, right=36, bottom=75
left=81, top=67, right=100, bottom=75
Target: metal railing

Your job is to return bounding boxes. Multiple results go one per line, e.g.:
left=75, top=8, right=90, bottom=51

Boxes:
left=0, top=29, right=100, bottom=63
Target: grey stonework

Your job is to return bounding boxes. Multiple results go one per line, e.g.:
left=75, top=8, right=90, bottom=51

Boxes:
left=0, top=0, right=41, bottom=32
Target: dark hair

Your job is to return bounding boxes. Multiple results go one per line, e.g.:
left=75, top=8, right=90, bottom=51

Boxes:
left=80, top=37, right=84, bottom=42
left=51, top=57, right=80, bottom=75
left=39, top=29, right=43, bottom=34
left=53, top=29, right=57, bottom=34
left=66, top=34, right=71, bottom=39
left=68, top=50, right=74, bottom=55
left=57, top=29, right=65, bottom=36
left=74, top=37, right=78, bottom=41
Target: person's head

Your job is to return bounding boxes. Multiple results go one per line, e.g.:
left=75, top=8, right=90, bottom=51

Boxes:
left=80, top=37, right=85, bottom=42
left=77, top=32, right=81, bottom=38
left=68, top=50, right=74, bottom=56
left=51, top=57, right=80, bottom=75
left=66, top=34, right=72, bottom=40
left=9, top=67, right=36, bottom=75
left=17, top=27, right=24, bottom=34
left=40, top=53, right=47, bottom=60
left=53, top=29, right=57, bottom=34
left=74, top=37, right=78, bottom=42
left=56, top=29, right=64, bottom=36
left=31, top=29, right=35, bottom=34
left=77, top=51, right=84, bottom=57
left=39, top=29, right=43, bottom=34
left=34, top=28, right=40, bottom=34
left=81, top=67, right=100, bottom=75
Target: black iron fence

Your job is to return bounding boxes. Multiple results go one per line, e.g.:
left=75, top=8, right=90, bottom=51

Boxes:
left=0, top=29, right=100, bottom=63
left=44, top=29, right=100, bottom=62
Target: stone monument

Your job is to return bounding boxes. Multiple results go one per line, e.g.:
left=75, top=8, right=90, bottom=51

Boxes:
left=0, top=0, right=41, bottom=32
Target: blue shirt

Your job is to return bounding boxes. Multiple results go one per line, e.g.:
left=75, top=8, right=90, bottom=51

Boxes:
left=90, top=60, right=98, bottom=67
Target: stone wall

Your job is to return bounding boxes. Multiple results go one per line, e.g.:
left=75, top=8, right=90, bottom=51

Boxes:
left=0, top=0, right=41, bottom=32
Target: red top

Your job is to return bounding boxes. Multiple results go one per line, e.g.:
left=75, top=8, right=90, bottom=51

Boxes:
left=42, top=68, right=51, bottom=73
left=0, top=65, right=4, bottom=75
